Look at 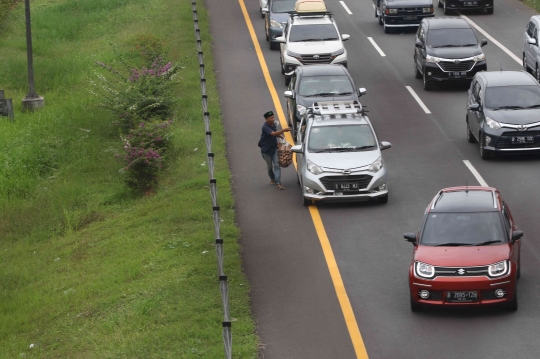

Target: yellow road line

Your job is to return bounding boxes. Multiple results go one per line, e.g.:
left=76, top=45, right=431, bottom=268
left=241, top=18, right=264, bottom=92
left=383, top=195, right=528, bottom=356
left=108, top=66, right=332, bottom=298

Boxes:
left=237, top=1, right=369, bottom=357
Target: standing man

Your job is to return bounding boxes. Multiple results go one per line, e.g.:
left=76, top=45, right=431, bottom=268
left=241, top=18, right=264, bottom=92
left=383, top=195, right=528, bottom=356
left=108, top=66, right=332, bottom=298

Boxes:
left=259, top=111, right=291, bottom=190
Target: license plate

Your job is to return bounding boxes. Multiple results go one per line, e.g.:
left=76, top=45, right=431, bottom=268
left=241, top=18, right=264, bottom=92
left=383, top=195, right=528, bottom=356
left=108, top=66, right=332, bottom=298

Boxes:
left=334, top=183, right=359, bottom=191
left=403, top=16, right=417, bottom=20
left=446, top=291, right=478, bottom=303
left=463, top=1, right=478, bottom=5
left=449, top=71, right=466, bottom=78
left=512, top=136, right=534, bottom=144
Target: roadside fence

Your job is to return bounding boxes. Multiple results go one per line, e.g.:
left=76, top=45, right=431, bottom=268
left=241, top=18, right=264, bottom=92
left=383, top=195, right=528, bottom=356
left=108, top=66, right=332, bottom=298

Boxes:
left=191, top=2, right=232, bottom=358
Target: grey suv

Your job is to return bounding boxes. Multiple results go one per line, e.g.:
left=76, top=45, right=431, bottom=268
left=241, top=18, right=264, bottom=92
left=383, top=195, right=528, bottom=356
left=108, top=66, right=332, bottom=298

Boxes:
left=291, top=101, right=392, bottom=206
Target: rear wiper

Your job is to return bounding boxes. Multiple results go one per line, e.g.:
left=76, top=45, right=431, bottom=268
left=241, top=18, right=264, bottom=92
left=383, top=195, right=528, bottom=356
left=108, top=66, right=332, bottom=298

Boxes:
left=475, top=240, right=502, bottom=246
left=435, top=242, right=472, bottom=246
left=492, top=105, right=525, bottom=110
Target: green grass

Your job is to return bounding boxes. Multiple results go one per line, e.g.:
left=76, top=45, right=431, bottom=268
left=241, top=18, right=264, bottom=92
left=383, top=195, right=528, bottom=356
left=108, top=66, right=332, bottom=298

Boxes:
left=0, top=0, right=258, bottom=358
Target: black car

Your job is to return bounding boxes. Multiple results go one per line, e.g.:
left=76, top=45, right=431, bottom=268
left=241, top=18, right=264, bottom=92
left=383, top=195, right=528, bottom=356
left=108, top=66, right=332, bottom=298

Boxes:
left=262, top=0, right=296, bottom=50
left=414, top=18, right=488, bottom=91
left=466, top=71, right=540, bottom=159
left=437, top=0, right=493, bottom=15
left=374, top=0, right=434, bottom=34
left=283, top=64, right=365, bottom=136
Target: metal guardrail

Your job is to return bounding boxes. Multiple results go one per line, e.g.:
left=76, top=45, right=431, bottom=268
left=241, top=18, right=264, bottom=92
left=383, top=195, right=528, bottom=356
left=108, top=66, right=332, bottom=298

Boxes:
left=191, top=2, right=232, bottom=358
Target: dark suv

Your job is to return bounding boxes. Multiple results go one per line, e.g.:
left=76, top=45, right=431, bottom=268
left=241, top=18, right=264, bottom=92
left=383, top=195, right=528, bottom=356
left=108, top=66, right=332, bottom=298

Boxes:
left=414, top=18, right=487, bottom=90
left=466, top=70, right=540, bottom=159
left=437, top=0, right=493, bottom=15
left=374, top=0, right=434, bottom=34
left=262, top=0, right=296, bottom=50
left=283, top=64, right=365, bottom=136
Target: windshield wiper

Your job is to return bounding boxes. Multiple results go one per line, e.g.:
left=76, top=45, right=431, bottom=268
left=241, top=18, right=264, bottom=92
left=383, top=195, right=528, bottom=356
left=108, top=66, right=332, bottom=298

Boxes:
left=321, top=37, right=339, bottom=41
left=299, top=38, right=322, bottom=42
left=435, top=242, right=472, bottom=247
left=524, top=104, right=540, bottom=109
left=492, top=105, right=525, bottom=110
left=355, top=145, right=376, bottom=150
left=461, top=43, right=478, bottom=47
left=475, top=240, right=502, bottom=246
left=335, top=92, right=353, bottom=95
left=313, top=148, right=339, bottom=153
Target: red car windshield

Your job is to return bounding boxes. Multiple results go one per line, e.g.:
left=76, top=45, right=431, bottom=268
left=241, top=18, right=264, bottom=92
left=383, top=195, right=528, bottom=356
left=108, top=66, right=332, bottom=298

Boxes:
left=421, top=212, right=507, bottom=246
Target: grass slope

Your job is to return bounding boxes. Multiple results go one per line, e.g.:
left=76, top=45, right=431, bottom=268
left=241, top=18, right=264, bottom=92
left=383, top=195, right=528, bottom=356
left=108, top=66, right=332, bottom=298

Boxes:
left=0, top=0, right=258, bottom=357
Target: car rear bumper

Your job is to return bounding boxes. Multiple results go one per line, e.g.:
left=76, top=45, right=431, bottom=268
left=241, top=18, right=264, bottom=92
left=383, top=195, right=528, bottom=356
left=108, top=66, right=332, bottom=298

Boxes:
left=445, top=0, right=493, bottom=11
left=384, top=13, right=434, bottom=26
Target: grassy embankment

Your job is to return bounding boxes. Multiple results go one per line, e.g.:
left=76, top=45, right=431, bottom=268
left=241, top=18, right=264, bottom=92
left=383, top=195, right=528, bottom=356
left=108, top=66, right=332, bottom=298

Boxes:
left=0, top=0, right=258, bottom=357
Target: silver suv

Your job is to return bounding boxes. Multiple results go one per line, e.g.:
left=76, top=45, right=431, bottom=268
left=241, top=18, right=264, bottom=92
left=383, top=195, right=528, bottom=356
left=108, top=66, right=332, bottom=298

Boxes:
left=291, top=101, right=392, bottom=206
left=276, top=12, right=350, bottom=86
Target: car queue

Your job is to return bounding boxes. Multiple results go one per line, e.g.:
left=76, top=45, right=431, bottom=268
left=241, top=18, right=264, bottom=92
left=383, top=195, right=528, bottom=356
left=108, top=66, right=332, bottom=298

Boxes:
left=258, top=0, right=540, bottom=312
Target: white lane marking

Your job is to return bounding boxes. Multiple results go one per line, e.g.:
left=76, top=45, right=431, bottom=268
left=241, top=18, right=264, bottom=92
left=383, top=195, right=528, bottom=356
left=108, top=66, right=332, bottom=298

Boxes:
left=459, top=13, right=521, bottom=65
left=339, top=1, right=353, bottom=14
left=367, top=37, right=386, bottom=57
left=463, top=160, right=489, bottom=187
left=405, top=86, right=431, bottom=114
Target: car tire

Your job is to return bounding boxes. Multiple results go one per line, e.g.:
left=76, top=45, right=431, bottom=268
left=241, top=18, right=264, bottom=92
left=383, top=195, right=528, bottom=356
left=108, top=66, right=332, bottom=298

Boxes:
left=480, top=134, right=491, bottom=160
left=383, top=17, right=390, bottom=33
left=506, top=286, right=518, bottom=311
left=438, top=0, right=443, bottom=7
left=410, top=297, right=423, bottom=312
left=523, top=53, right=528, bottom=73
left=467, top=120, right=476, bottom=143
left=443, top=1, right=452, bottom=15
left=285, top=76, right=291, bottom=86
left=414, top=57, right=422, bottom=79
left=423, top=69, right=433, bottom=91
left=260, top=8, right=264, bottom=19
left=378, top=194, right=388, bottom=204
left=486, top=6, right=493, bottom=14
left=280, top=58, right=285, bottom=75
left=378, top=12, right=383, bottom=25
left=265, top=29, right=269, bottom=42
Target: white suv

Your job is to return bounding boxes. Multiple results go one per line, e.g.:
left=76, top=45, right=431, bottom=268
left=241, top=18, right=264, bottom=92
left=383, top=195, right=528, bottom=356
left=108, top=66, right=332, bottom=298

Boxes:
left=276, top=12, right=350, bottom=86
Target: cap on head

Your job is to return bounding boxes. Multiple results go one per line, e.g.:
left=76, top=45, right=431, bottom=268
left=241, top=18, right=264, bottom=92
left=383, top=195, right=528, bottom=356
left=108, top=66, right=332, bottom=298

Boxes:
left=263, top=111, right=274, bottom=119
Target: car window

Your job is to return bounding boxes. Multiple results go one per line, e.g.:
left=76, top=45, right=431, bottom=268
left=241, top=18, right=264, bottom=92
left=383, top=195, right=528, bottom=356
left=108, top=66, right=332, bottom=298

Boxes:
left=502, top=206, right=512, bottom=234
left=426, top=28, right=478, bottom=47
left=290, top=73, right=296, bottom=90
left=307, top=124, right=376, bottom=151
left=298, top=75, right=354, bottom=96
left=272, top=0, right=296, bottom=13
left=484, top=85, right=540, bottom=110
left=527, top=21, right=536, bottom=38
left=420, top=212, right=507, bottom=246
left=473, top=82, right=482, bottom=102
left=289, top=24, right=339, bottom=42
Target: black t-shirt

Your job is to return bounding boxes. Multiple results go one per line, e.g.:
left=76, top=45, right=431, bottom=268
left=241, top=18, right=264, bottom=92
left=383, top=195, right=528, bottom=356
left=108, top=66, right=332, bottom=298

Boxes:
left=260, top=122, right=278, bottom=156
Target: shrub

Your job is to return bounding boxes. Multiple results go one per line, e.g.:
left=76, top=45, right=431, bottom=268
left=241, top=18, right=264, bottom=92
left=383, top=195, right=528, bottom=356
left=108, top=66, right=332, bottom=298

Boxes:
left=117, top=120, right=172, bottom=191
left=132, top=33, right=169, bottom=66
left=90, top=43, right=181, bottom=131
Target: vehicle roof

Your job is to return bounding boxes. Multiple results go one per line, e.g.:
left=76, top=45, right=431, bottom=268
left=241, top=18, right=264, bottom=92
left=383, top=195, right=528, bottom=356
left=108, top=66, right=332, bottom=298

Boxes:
left=477, top=70, right=537, bottom=87
left=298, top=64, right=349, bottom=76
left=292, top=16, right=334, bottom=25
left=430, top=187, right=499, bottom=212
left=311, top=114, right=370, bottom=127
left=424, top=17, right=471, bottom=30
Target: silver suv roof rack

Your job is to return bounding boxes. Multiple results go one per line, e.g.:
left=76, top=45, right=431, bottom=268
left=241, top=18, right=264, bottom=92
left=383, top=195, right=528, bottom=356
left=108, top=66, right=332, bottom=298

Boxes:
left=312, top=101, right=362, bottom=115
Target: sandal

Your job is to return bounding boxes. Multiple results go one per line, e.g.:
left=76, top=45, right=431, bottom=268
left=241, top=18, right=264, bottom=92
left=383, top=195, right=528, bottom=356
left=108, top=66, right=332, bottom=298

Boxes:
left=276, top=184, right=285, bottom=190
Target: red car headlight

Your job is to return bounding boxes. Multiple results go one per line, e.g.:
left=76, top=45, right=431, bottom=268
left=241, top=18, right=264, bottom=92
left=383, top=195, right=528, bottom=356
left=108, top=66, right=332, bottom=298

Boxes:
left=415, top=261, right=435, bottom=279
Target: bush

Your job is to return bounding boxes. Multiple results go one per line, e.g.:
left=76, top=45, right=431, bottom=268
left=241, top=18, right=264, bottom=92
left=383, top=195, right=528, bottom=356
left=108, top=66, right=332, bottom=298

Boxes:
left=90, top=44, right=181, bottom=131
left=117, top=120, right=173, bottom=191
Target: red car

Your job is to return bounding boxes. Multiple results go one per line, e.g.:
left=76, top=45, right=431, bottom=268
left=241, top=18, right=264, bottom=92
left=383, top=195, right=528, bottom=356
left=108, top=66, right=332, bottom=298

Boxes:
left=405, top=186, right=523, bottom=312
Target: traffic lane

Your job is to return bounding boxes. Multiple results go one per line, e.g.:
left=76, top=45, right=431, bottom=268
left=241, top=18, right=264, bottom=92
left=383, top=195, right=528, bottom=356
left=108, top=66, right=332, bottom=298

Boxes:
left=452, top=0, right=537, bottom=61
left=205, top=0, right=358, bottom=358
left=307, top=3, right=540, bottom=358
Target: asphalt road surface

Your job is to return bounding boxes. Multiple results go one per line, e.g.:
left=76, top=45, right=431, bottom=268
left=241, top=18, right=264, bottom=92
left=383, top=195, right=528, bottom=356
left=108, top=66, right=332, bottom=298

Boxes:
left=205, top=0, right=540, bottom=357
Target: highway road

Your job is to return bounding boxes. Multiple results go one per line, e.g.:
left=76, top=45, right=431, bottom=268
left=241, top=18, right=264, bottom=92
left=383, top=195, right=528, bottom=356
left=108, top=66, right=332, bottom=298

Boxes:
left=205, top=0, right=540, bottom=357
